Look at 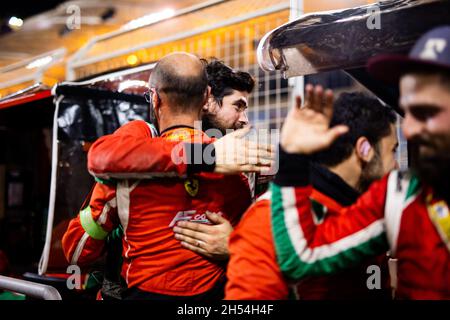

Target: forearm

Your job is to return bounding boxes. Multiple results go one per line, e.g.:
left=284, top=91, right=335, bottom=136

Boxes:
left=88, top=123, right=215, bottom=179
left=62, top=184, right=119, bottom=266
left=88, top=135, right=185, bottom=179
left=225, top=204, right=289, bottom=300
left=62, top=215, right=106, bottom=266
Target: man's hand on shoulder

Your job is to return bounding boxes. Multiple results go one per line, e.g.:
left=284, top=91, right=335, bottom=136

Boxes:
left=213, top=126, right=275, bottom=175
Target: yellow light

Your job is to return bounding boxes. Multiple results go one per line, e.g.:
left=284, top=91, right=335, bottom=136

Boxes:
left=127, top=54, right=139, bottom=65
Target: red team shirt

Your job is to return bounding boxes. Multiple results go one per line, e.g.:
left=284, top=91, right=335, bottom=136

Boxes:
left=63, top=121, right=252, bottom=296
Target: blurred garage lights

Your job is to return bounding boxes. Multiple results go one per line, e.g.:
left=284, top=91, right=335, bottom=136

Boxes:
left=118, top=80, right=147, bottom=92
left=126, top=54, right=139, bottom=66
left=122, top=8, right=175, bottom=31
left=26, top=56, right=53, bottom=69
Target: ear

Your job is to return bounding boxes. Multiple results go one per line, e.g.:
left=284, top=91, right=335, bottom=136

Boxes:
left=152, top=91, right=161, bottom=114
left=202, top=97, right=211, bottom=112
left=203, top=90, right=214, bottom=112
left=355, top=137, right=374, bottom=162
left=203, top=86, right=211, bottom=106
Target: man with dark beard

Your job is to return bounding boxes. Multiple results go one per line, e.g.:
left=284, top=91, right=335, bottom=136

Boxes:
left=226, top=91, right=398, bottom=299
left=313, top=92, right=398, bottom=195
left=402, top=74, right=450, bottom=205
left=173, top=60, right=261, bottom=260
left=202, top=60, right=254, bottom=134
left=270, top=26, right=450, bottom=299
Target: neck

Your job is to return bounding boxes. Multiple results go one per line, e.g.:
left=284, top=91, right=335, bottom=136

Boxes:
left=158, top=111, right=201, bottom=133
left=326, top=155, right=361, bottom=191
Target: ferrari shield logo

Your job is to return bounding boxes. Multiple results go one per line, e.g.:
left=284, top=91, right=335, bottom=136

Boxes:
left=184, top=179, right=199, bottom=197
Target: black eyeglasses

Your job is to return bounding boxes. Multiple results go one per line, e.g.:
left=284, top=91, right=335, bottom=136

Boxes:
left=144, top=88, right=161, bottom=103
left=144, top=90, right=151, bottom=103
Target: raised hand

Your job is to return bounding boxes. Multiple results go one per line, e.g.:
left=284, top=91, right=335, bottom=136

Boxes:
left=281, top=84, right=349, bottom=155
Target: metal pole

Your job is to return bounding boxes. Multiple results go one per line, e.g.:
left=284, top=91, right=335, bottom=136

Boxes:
left=0, top=275, right=62, bottom=300
left=289, top=0, right=304, bottom=107
left=38, top=94, right=62, bottom=276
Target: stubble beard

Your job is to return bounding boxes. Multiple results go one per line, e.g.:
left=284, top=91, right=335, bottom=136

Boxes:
left=410, top=139, right=450, bottom=203
left=356, top=151, right=384, bottom=194
left=201, top=113, right=242, bottom=136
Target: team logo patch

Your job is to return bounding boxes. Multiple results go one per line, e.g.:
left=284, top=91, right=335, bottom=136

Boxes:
left=184, top=178, right=199, bottom=197
left=420, top=38, right=447, bottom=60
left=433, top=202, right=449, bottom=219
left=429, top=201, right=450, bottom=228
left=427, top=197, right=450, bottom=251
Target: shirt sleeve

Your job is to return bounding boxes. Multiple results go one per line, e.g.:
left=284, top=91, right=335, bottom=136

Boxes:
left=62, top=182, right=119, bottom=266
left=87, top=120, right=215, bottom=180
left=270, top=146, right=390, bottom=280
left=225, top=200, right=289, bottom=300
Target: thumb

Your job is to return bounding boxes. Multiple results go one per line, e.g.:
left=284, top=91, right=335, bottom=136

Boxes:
left=325, top=125, right=349, bottom=144
left=206, top=212, right=227, bottom=225
left=231, top=125, right=251, bottom=139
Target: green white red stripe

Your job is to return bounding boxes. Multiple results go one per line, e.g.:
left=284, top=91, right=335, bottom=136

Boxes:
left=384, top=171, right=421, bottom=256
left=270, top=183, right=388, bottom=280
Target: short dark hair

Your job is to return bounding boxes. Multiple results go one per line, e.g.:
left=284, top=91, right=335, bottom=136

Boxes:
left=314, top=92, right=397, bottom=167
left=150, top=58, right=208, bottom=112
left=206, top=59, right=255, bottom=104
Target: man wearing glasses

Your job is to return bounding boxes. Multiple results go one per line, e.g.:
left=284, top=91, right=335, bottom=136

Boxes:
left=63, top=52, right=274, bottom=300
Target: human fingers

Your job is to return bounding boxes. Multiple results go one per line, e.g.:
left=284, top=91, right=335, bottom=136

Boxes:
left=323, top=89, right=334, bottom=120
left=179, top=239, right=211, bottom=258
left=205, top=212, right=228, bottom=225
left=230, top=125, right=251, bottom=139
left=173, top=225, right=210, bottom=241
left=304, top=84, right=314, bottom=109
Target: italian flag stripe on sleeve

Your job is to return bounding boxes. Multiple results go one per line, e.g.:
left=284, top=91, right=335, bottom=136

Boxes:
left=271, top=183, right=388, bottom=281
